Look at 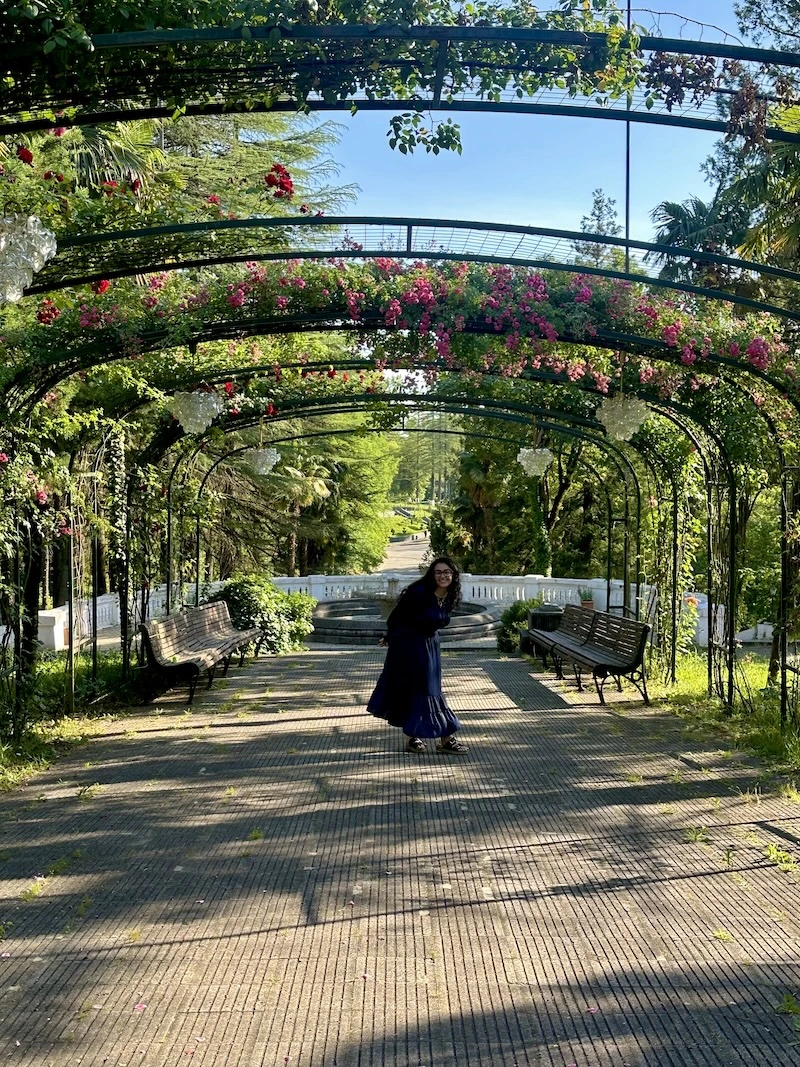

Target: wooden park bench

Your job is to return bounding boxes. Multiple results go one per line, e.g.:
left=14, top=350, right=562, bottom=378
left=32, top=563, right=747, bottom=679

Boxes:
left=139, top=601, right=262, bottom=704
left=528, top=605, right=651, bottom=705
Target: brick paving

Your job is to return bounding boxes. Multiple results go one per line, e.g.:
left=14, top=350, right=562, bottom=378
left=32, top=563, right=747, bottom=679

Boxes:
left=1, top=649, right=800, bottom=1066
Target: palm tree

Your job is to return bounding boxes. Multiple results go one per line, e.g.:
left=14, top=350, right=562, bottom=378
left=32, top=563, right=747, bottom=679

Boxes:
left=65, top=121, right=166, bottom=191
left=730, top=139, right=800, bottom=269
left=647, top=195, right=751, bottom=285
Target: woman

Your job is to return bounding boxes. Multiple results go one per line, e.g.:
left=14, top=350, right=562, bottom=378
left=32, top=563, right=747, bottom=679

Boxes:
left=367, top=557, right=467, bottom=753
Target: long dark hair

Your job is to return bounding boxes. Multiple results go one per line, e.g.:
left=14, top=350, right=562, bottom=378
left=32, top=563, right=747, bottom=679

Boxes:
left=418, top=556, right=462, bottom=610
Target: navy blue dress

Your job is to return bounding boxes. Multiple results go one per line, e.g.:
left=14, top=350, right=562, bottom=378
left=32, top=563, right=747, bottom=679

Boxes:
left=367, top=582, right=462, bottom=738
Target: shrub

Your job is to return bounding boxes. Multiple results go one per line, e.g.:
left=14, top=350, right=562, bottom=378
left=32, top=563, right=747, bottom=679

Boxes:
left=208, top=576, right=315, bottom=654
left=497, top=597, right=542, bottom=653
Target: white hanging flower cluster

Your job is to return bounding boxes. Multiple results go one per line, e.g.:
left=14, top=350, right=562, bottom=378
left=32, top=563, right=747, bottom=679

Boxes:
left=0, top=215, right=58, bottom=303
left=597, top=395, right=649, bottom=441
left=168, top=391, right=223, bottom=434
left=247, top=447, right=281, bottom=475
left=516, top=447, right=554, bottom=477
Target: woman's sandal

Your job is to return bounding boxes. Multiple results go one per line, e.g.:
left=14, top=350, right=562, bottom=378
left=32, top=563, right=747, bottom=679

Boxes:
left=406, top=737, right=426, bottom=753
left=437, top=736, right=467, bottom=753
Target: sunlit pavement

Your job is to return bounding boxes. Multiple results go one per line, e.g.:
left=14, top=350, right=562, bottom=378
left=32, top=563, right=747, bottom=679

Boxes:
left=1, top=649, right=799, bottom=1066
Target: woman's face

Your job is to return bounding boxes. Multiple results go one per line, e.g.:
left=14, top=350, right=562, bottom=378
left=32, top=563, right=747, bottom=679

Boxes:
left=433, top=562, right=454, bottom=593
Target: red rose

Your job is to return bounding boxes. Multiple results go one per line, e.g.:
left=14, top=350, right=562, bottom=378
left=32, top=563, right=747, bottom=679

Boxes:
left=131, top=178, right=142, bottom=193
left=37, top=299, right=61, bottom=325
left=16, top=145, right=33, bottom=166
left=91, top=279, right=111, bottom=295
left=224, top=381, right=234, bottom=395
left=43, top=170, right=53, bottom=179
left=50, top=127, right=66, bottom=137
left=102, top=181, right=118, bottom=195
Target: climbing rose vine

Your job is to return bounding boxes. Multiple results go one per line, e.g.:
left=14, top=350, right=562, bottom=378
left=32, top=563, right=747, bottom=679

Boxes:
left=0, top=260, right=792, bottom=421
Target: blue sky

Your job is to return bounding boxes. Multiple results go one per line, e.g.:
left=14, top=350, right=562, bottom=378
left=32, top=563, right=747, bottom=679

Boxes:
left=329, top=2, right=748, bottom=241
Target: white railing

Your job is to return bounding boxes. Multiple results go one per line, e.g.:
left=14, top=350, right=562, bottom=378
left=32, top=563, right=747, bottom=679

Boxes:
left=35, top=573, right=741, bottom=651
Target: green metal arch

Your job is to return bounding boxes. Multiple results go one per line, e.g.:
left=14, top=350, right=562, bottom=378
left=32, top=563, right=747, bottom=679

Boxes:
left=5, top=25, right=799, bottom=147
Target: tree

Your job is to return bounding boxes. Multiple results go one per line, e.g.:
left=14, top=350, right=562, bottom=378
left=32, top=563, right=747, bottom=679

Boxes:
left=736, top=0, right=800, bottom=49
left=572, top=188, right=626, bottom=270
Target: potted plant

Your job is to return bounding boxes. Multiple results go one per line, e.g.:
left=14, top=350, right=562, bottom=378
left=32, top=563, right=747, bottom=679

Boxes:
left=578, top=587, right=595, bottom=610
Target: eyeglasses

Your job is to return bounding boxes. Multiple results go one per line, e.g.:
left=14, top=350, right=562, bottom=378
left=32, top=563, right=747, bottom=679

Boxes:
left=434, top=569, right=453, bottom=577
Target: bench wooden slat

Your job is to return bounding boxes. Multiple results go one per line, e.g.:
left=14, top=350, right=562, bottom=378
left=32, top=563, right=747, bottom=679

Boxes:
left=139, top=600, right=263, bottom=704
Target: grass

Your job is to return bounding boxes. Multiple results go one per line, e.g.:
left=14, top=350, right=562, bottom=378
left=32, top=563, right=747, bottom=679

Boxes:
left=651, top=651, right=800, bottom=773
left=0, top=718, right=108, bottom=793
left=684, top=825, right=709, bottom=842
left=0, top=650, right=147, bottom=792
left=764, top=844, right=797, bottom=873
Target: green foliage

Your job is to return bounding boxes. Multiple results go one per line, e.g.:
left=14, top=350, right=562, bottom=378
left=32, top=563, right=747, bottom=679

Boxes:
left=208, top=575, right=314, bottom=654
left=497, top=597, right=542, bottom=653
left=2, top=2, right=644, bottom=155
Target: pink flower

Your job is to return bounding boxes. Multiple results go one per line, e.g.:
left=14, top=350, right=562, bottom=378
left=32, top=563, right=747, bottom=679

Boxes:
left=746, top=336, right=770, bottom=369
left=35, top=489, right=48, bottom=506
left=574, top=286, right=592, bottom=305
left=662, top=323, right=680, bottom=347
left=50, top=126, right=66, bottom=137
left=0, top=453, right=8, bottom=464
left=276, top=295, right=288, bottom=310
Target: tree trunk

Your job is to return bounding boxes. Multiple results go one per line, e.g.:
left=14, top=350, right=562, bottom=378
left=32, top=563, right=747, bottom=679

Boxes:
left=20, top=522, right=45, bottom=683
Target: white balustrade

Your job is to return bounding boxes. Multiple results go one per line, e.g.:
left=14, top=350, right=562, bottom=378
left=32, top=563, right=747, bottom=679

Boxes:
left=36, top=574, right=744, bottom=651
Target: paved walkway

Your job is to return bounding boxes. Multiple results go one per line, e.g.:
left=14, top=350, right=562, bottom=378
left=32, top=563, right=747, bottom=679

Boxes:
left=1, top=650, right=800, bottom=1066
left=373, top=534, right=430, bottom=576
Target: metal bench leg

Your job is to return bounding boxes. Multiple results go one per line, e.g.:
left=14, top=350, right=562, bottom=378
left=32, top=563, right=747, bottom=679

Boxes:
left=222, top=655, right=232, bottom=676
left=207, top=666, right=216, bottom=689
left=595, top=674, right=607, bottom=705
left=188, top=675, right=198, bottom=705
left=552, top=653, right=564, bottom=679
left=238, top=647, right=247, bottom=667
left=627, top=670, right=651, bottom=706
left=572, top=664, right=584, bottom=692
